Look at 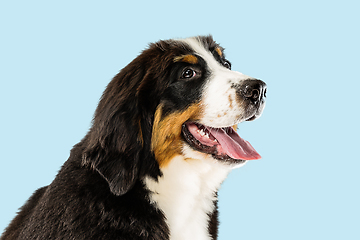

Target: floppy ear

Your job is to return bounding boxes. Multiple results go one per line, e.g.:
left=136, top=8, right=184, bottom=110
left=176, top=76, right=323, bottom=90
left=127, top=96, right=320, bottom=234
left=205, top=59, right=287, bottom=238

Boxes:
left=81, top=43, right=176, bottom=196
left=82, top=62, right=147, bottom=196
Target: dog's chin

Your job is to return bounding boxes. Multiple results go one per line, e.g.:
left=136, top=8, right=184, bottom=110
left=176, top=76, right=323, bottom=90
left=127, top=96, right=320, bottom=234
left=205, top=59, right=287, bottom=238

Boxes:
left=181, top=144, right=248, bottom=170
left=181, top=121, right=261, bottom=165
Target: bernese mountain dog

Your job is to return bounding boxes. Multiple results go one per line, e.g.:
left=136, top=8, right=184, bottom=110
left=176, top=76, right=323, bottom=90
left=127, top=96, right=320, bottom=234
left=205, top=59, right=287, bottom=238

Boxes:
left=1, top=35, right=266, bottom=240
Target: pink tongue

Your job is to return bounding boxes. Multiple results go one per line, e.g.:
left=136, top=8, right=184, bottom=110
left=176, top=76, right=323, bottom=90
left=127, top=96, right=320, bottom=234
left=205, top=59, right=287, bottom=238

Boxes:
left=208, top=128, right=261, bottom=160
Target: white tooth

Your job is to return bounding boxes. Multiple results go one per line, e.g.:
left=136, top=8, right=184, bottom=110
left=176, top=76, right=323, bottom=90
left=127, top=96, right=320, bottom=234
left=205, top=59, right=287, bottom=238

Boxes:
left=200, top=129, right=205, bottom=136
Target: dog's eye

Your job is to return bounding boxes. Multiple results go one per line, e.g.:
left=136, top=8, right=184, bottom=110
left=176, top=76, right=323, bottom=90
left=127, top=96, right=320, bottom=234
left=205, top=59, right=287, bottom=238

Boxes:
left=181, top=69, right=196, bottom=79
left=223, top=60, right=231, bottom=70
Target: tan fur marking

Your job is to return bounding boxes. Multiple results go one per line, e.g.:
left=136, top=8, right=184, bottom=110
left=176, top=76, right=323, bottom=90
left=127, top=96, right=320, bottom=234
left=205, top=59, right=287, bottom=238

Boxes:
left=228, top=95, right=233, bottom=109
left=151, top=103, right=202, bottom=167
left=217, top=112, right=227, bottom=118
left=174, top=54, right=198, bottom=64
left=215, top=47, right=223, bottom=57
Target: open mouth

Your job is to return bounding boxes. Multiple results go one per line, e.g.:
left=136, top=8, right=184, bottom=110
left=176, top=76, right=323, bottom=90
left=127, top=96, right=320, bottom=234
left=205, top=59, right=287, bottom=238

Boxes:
left=182, top=122, right=261, bottom=163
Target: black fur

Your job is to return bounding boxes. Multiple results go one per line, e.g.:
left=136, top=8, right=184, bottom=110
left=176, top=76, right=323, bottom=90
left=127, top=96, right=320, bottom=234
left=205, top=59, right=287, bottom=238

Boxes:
left=1, top=36, right=223, bottom=240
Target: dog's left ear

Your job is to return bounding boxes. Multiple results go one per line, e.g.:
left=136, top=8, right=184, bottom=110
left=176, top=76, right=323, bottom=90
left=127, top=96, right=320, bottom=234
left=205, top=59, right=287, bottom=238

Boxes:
left=81, top=64, right=148, bottom=196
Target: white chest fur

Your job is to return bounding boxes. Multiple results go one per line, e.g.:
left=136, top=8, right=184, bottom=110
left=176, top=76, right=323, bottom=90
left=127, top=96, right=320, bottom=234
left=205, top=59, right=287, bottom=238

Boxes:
left=144, top=151, right=232, bottom=240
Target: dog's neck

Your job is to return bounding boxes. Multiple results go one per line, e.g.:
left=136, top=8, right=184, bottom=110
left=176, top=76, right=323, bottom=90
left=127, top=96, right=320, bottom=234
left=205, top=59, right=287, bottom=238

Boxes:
left=145, top=151, right=231, bottom=240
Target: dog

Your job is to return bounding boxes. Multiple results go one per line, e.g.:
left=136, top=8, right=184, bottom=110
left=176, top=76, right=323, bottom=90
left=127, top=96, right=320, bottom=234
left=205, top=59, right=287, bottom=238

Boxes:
left=1, top=35, right=266, bottom=240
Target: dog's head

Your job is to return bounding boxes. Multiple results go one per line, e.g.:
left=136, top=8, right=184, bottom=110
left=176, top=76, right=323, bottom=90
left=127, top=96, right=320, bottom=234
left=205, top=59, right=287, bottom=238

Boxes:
left=82, top=35, right=266, bottom=196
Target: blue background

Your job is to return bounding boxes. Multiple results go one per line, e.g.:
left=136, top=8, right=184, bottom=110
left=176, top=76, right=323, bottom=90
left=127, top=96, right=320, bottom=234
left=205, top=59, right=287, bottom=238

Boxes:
left=1, top=1, right=359, bottom=239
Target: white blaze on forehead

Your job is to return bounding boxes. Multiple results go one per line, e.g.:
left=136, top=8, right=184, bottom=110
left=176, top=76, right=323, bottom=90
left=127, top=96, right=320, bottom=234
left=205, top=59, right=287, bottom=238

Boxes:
left=179, top=37, right=224, bottom=71
left=179, top=37, right=254, bottom=128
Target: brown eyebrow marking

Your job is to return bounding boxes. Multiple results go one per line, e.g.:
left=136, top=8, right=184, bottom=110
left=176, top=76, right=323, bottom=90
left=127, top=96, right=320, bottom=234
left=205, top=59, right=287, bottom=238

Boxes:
left=174, top=54, right=198, bottom=64
left=215, top=47, right=223, bottom=57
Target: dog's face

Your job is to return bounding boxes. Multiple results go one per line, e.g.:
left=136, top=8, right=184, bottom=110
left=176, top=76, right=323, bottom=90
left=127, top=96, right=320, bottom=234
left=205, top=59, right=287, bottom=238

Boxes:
left=82, top=35, right=266, bottom=195
left=151, top=36, right=267, bottom=168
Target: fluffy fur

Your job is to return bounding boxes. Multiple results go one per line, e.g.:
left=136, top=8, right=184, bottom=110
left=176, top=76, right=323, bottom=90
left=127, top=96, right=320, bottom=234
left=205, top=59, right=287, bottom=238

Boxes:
left=1, top=35, right=266, bottom=240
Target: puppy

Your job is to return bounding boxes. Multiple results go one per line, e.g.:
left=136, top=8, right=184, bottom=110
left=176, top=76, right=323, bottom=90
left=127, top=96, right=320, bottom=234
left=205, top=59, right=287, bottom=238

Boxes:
left=1, top=35, right=266, bottom=240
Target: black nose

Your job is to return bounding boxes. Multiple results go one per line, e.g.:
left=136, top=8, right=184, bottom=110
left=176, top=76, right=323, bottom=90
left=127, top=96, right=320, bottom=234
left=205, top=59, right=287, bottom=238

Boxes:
left=239, top=79, right=267, bottom=104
